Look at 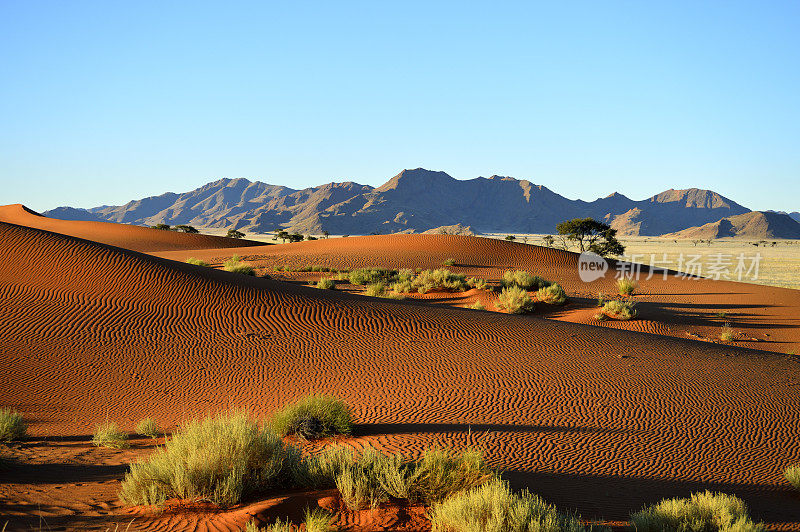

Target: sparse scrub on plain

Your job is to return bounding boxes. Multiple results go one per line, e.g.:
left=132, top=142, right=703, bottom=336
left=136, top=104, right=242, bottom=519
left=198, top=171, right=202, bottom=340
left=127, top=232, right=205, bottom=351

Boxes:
left=430, top=478, right=586, bottom=532
left=785, top=465, right=800, bottom=491
left=120, top=411, right=301, bottom=507
left=0, top=408, right=26, bottom=442
left=92, top=421, right=129, bottom=449
left=223, top=255, right=256, bottom=276
left=269, top=395, right=352, bottom=439
left=497, top=285, right=534, bottom=314
left=600, top=300, right=637, bottom=320
left=185, top=257, right=209, bottom=267
left=135, top=417, right=160, bottom=439
left=536, top=283, right=567, bottom=305
left=629, top=490, right=764, bottom=532
left=316, top=277, right=336, bottom=290
left=617, top=277, right=638, bottom=296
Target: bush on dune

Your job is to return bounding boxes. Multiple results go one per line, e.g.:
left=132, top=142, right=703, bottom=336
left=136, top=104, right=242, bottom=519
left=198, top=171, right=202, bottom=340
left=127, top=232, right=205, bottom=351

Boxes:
left=617, top=277, right=638, bottom=296
left=536, top=283, right=567, bottom=305
left=502, top=270, right=550, bottom=290
left=497, top=286, right=534, bottom=314
left=0, top=408, right=26, bottom=442
left=316, top=277, right=336, bottom=290
left=185, top=257, right=209, bottom=267
left=600, top=300, right=637, bottom=320
left=629, top=490, right=764, bottom=532
left=92, top=421, right=129, bottom=449
left=785, top=465, right=800, bottom=491
left=223, top=255, right=256, bottom=276
left=467, top=277, right=490, bottom=290
left=245, top=508, right=333, bottom=532
left=120, top=411, right=301, bottom=507
left=430, top=478, right=586, bottom=532
left=135, top=417, right=161, bottom=439
left=269, top=395, right=352, bottom=440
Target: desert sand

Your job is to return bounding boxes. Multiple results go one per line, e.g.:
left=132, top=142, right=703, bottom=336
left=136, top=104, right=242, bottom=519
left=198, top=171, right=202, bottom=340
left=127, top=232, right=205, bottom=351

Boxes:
left=1, top=208, right=800, bottom=530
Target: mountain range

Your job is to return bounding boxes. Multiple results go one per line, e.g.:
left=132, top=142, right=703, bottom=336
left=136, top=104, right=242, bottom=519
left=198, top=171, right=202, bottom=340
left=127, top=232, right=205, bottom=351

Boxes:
left=44, top=168, right=800, bottom=238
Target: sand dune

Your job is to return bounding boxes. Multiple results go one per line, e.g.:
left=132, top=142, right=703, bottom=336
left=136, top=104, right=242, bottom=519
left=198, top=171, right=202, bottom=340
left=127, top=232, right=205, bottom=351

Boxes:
left=0, top=204, right=264, bottom=252
left=2, top=219, right=800, bottom=530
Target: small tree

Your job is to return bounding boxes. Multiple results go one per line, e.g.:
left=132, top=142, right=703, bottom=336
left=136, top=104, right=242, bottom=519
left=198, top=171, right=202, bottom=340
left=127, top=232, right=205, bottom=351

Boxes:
left=504, top=235, right=516, bottom=241
left=227, top=229, right=245, bottom=239
left=542, top=235, right=555, bottom=247
left=555, top=218, right=624, bottom=257
left=151, top=223, right=172, bottom=231
left=322, top=230, right=330, bottom=239
left=274, top=230, right=289, bottom=243
left=174, top=225, right=199, bottom=233
left=288, top=233, right=304, bottom=243
left=306, top=235, right=317, bottom=241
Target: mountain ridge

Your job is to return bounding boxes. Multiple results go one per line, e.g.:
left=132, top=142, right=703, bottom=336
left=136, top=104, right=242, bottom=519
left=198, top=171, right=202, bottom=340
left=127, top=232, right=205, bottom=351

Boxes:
left=45, top=168, right=780, bottom=237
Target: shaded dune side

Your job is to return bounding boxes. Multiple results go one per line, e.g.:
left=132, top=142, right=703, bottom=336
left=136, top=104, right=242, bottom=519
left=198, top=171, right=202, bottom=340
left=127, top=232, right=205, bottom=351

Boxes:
left=0, top=204, right=264, bottom=252
left=2, top=223, right=800, bottom=524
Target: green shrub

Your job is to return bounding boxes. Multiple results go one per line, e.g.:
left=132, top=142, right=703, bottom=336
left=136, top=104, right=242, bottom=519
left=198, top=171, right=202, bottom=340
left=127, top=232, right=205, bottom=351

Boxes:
left=785, top=465, right=800, bottom=491
left=185, top=257, right=209, bottom=267
left=600, top=300, right=637, bottom=320
left=502, top=270, right=551, bottom=290
left=466, top=301, right=486, bottom=311
left=316, top=277, right=336, bottom=290
left=406, top=447, right=493, bottom=504
left=92, top=421, right=129, bottom=449
left=430, top=478, right=585, bottom=532
left=720, top=325, right=735, bottom=343
left=269, top=395, right=352, bottom=439
left=597, top=292, right=605, bottom=307
left=244, top=519, right=291, bottom=532
left=617, top=277, right=638, bottom=295
left=335, top=447, right=400, bottom=510
left=304, top=507, right=334, bottom=532
left=443, top=258, right=456, bottom=266
left=467, top=277, right=490, bottom=290
left=629, top=490, right=764, bottom=532
left=397, top=268, right=415, bottom=282
left=120, top=411, right=300, bottom=507
left=413, top=269, right=467, bottom=292
left=0, top=408, right=26, bottom=442
left=391, top=280, right=413, bottom=293
left=348, top=268, right=396, bottom=285
left=497, top=286, right=534, bottom=314
left=536, top=283, right=566, bottom=305
left=365, top=282, right=387, bottom=297
left=135, top=418, right=161, bottom=439
left=223, top=255, right=256, bottom=276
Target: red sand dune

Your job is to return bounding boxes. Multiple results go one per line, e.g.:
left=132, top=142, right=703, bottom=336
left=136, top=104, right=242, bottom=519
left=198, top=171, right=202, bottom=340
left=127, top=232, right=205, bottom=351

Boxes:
left=0, top=204, right=264, bottom=252
left=2, top=219, right=800, bottom=530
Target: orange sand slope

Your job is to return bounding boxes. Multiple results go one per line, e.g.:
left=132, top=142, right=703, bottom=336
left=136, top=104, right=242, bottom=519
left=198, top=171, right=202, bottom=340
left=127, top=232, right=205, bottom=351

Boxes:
left=2, top=221, right=800, bottom=528
left=0, top=204, right=264, bottom=252
left=156, top=234, right=800, bottom=354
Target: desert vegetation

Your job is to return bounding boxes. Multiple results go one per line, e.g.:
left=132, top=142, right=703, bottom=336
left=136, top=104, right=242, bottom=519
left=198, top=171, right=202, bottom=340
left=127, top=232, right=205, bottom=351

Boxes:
left=467, top=277, right=490, bottom=290
left=185, top=257, right=209, bottom=267
left=719, top=325, right=735, bottom=343
left=135, top=417, right=161, bottom=439
left=316, top=277, right=336, bottom=290
left=223, top=255, right=256, bottom=276
left=430, top=478, right=585, bottom=532
left=785, top=465, right=800, bottom=491
left=598, top=300, right=637, bottom=321
left=92, top=421, right=129, bottom=449
left=466, top=301, right=486, bottom=311
left=442, top=258, right=456, bottom=266
left=497, top=285, right=534, bottom=314
left=617, top=277, right=638, bottom=296
left=536, top=283, right=567, bottom=305
left=556, top=217, right=625, bottom=257
left=501, top=270, right=550, bottom=290
left=0, top=408, right=26, bottom=442
left=269, top=394, right=352, bottom=439
left=629, top=490, right=764, bottom=531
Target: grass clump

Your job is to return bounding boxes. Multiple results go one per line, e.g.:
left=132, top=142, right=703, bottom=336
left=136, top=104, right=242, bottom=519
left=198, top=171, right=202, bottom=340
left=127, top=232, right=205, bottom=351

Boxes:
left=406, top=447, right=493, bottom=504
left=185, top=257, right=209, bottom=267
left=467, top=277, right=490, bottom=290
left=365, top=281, right=387, bottom=297
left=245, top=508, right=333, bottom=532
left=497, top=286, right=534, bottom=314
left=348, top=268, right=396, bottom=285
left=413, top=269, right=468, bottom=292
left=785, top=465, right=800, bottom=491
left=466, top=301, right=486, bottom=311
left=223, top=255, right=256, bottom=276
left=629, top=490, right=764, bottom=532
left=536, top=283, right=567, bottom=305
left=600, top=300, right=637, bottom=320
left=92, top=421, right=129, bottom=449
left=616, top=276, right=638, bottom=295
left=270, top=395, right=352, bottom=440
left=719, top=325, right=735, bottom=343
left=442, top=258, right=456, bottom=266
left=120, top=411, right=300, bottom=507
left=135, top=417, right=161, bottom=439
left=430, top=478, right=585, bottom=532
left=0, top=408, right=26, bottom=442
left=502, top=270, right=550, bottom=290
left=334, top=447, right=401, bottom=509
left=316, top=277, right=336, bottom=290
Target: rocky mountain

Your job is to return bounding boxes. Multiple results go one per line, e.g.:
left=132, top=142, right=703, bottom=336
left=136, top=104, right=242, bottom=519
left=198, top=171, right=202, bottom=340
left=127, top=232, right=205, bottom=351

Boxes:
left=45, top=168, right=756, bottom=236
left=662, top=211, right=800, bottom=240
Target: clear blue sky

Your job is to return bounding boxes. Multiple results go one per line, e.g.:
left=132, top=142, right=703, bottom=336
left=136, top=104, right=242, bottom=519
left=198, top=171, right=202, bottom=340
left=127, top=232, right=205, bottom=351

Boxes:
left=1, top=1, right=798, bottom=212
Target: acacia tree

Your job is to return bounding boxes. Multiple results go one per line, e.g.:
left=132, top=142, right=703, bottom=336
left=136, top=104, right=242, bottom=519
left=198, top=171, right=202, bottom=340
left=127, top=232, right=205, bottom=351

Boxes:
left=555, top=218, right=625, bottom=257
left=226, top=229, right=245, bottom=239
left=542, top=235, right=555, bottom=247
left=174, top=224, right=199, bottom=233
